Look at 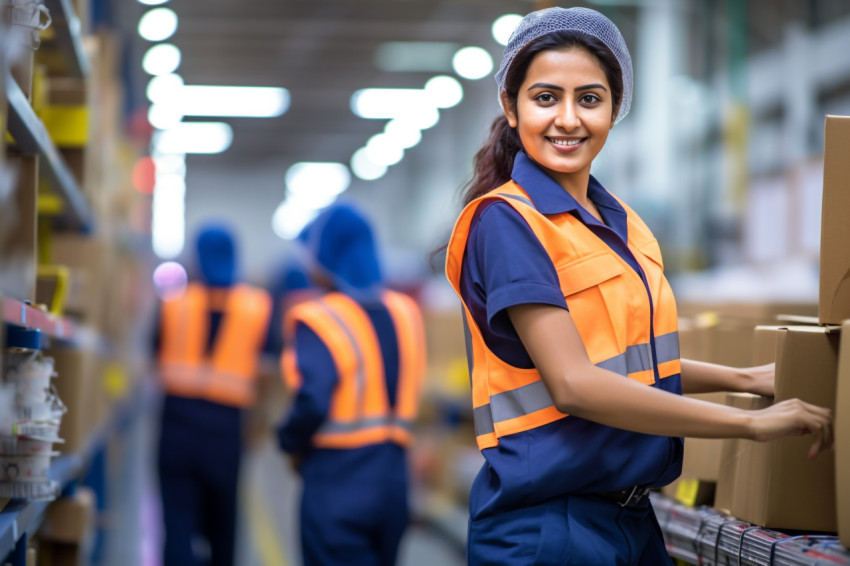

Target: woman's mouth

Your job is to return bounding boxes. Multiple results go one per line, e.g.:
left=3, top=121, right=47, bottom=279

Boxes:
left=547, top=137, right=586, bottom=151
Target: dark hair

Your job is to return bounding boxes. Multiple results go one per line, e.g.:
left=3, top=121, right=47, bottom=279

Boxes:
left=460, top=30, right=624, bottom=206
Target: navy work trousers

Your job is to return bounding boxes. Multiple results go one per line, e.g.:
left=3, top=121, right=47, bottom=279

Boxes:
left=467, top=493, right=673, bottom=565
left=158, top=395, right=243, bottom=566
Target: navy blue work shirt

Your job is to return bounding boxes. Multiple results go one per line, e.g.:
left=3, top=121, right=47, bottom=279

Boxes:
left=460, top=151, right=645, bottom=368
left=459, top=152, right=683, bottom=520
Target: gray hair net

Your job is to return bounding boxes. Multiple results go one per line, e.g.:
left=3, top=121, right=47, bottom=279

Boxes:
left=495, top=6, right=633, bottom=124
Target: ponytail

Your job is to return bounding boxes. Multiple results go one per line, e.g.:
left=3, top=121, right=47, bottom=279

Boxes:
left=460, top=115, right=522, bottom=206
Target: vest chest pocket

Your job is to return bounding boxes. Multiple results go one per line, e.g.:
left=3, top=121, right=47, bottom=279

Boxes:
left=556, top=253, right=626, bottom=296
left=555, top=253, right=631, bottom=358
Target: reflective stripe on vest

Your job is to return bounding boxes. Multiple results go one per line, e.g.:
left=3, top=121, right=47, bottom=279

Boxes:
left=446, top=182, right=681, bottom=450
left=159, top=283, right=272, bottom=407
left=282, top=290, right=426, bottom=449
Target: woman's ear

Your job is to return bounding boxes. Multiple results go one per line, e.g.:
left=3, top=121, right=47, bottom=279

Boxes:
left=500, top=91, right=518, bottom=128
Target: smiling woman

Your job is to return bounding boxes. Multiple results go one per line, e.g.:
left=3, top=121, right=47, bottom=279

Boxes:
left=442, top=6, right=834, bottom=565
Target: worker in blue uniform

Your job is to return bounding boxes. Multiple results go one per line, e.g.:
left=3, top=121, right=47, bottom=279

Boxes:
left=444, top=7, right=834, bottom=565
left=156, top=223, right=272, bottom=566
left=276, top=202, right=426, bottom=566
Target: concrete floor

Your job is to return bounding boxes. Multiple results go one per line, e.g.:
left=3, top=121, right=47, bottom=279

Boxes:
left=96, top=406, right=467, bottom=566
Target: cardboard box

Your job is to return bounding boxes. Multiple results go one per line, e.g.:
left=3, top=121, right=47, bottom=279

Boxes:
left=714, top=393, right=773, bottom=514
left=49, top=234, right=114, bottom=328
left=837, top=320, right=850, bottom=547
left=38, top=487, right=95, bottom=543
left=752, top=325, right=784, bottom=365
left=422, top=309, right=469, bottom=400
left=819, top=115, right=850, bottom=324
left=724, top=326, right=839, bottom=531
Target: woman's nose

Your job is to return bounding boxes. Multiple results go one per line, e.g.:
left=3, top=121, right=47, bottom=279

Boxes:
left=555, top=101, right=581, bottom=130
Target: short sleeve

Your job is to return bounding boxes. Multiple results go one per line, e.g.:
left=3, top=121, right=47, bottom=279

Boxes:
left=458, top=200, right=566, bottom=368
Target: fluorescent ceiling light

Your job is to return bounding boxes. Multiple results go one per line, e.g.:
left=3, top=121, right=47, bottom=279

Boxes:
left=138, top=0, right=169, bottom=5
left=405, top=105, right=439, bottom=130
left=138, top=7, right=178, bottom=42
left=492, top=14, right=523, bottom=46
left=424, top=75, right=463, bottom=109
left=148, top=103, right=183, bottom=130
left=272, top=201, right=322, bottom=240
left=453, top=46, right=494, bottom=80
left=351, top=88, right=430, bottom=119
left=374, top=41, right=459, bottom=72
left=285, top=162, right=350, bottom=200
left=178, top=86, right=290, bottom=117
left=152, top=175, right=186, bottom=259
left=153, top=154, right=186, bottom=176
left=143, top=43, right=181, bottom=75
left=351, top=147, right=387, bottom=181
left=153, top=122, right=233, bottom=154
left=146, top=73, right=184, bottom=103
left=384, top=119, right=421, bottom=149
left=365, top=133, right=404, bottom=167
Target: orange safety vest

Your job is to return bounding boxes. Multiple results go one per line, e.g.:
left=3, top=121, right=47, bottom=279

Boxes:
left=446, top=182, right=681, bottom=450
left=159, top=282, right=272, bottom=408
left=281, top=290, right=426, bottom=449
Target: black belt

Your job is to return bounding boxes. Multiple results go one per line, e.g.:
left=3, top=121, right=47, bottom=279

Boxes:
left=592, top=485, right=651, bottom=507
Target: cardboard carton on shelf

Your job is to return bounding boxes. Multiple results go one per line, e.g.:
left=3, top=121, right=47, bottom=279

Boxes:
left=719, top=326, right=840, bottom=532
left=38, top=487, right=95, bottom=543
left=819, top=115, right=850, bottom=325
left=48, top=234, right=115, bottom=330
left=836, top=320, right=850, bottom=548
left=676, top=301, right=817, bottom=325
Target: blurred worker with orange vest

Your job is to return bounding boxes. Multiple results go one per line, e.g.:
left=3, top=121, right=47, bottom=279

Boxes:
left=156, top=223, right=272, bottom=566
left=276, top=202, right=426, bottom=566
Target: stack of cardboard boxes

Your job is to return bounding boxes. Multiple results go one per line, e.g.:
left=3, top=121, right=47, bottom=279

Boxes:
left=708, top=115, right=850, bottom=539
left=667, top=301, right=817, bottom=506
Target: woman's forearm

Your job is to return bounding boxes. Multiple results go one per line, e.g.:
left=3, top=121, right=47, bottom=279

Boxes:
left=553, top=362, right=752, bottom=438
left=510, top=304, right=754, bottom=438
left=680, top=358, right=747, bottom=394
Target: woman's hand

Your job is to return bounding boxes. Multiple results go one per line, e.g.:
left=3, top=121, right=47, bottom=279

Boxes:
left=739, top=363, right=775, bottom=397
left=747, top=398, right=833, bottom=459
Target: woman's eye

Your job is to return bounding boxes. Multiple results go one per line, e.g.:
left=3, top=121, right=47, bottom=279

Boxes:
left=580, top=94, right=600, bottom=104
left=536, top=93, right=556, bottom=103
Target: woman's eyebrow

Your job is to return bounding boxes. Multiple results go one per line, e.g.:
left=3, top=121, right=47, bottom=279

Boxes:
left=576, top=83, right=608, bottom=92
left=526, top=82, right=608, bottom=92
left=527, top=82, right=564, bottom=91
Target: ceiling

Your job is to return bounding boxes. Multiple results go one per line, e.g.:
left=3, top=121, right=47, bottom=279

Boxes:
left=120, top=0, right=551, bottom=168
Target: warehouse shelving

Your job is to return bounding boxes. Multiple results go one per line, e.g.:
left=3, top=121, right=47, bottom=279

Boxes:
left=1, top=0, right=115, bottom=563
left=0, top=378, right=146, bottom=564
left=5, top=71, right=93, bottom=233
left=40, top=0, right=89, bottom=79
left=2, top=295, right=76, bottom=342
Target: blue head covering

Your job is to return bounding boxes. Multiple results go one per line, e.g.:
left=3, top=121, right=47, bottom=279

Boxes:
left=196, top=223, right=237, bottom=287
left=299, top=202, right=383, bottom=301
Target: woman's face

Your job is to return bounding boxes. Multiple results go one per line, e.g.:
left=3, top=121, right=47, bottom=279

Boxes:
left=502, top=46, right=615, bottom=189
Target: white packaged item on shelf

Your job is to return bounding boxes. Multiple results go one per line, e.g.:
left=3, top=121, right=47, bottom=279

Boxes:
left=0, top=479, right=59, bottom=500
left=12, top=421, right=63, bottom=442
left=0, top=435, right=59, bottom=455
left=2, top=0, right=51, bottom=54
left=13, top=387, right=66, bottom=423
left=0, top=451, right=58, bottom=482
left=5, top=348, right=56, bottom=393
